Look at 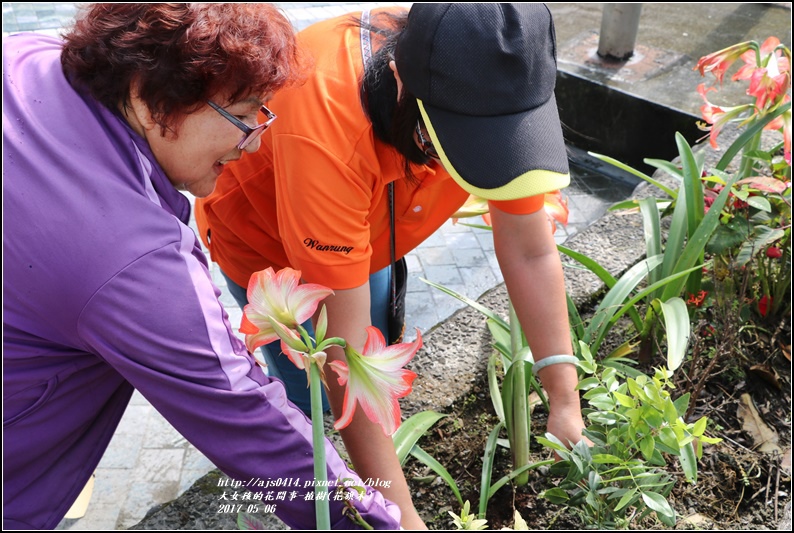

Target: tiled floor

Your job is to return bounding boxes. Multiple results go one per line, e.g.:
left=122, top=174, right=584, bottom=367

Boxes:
left=3, top=2, right=635, bottom=529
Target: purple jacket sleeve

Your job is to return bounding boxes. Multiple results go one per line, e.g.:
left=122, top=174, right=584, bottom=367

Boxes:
left=76, top=223, right=401, bottom=530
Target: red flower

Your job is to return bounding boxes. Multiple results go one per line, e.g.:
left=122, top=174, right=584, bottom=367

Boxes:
left=694, top=40, right=755, bottom=85
left=758, top=295, right=773, bottom=317
left=696, top=84, right=753, bottom=149
left=733, top=37, right=791, bottom=110
left=687, top=290, right=708, bottom=308
left=703, top=195, right=715, bottom=214
left=766, top=246, right=783, bottom=259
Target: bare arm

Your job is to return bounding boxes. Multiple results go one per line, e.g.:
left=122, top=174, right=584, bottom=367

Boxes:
left=490, top=205, right=586, bottom=447
left=317, top=284, right=427, bottom=530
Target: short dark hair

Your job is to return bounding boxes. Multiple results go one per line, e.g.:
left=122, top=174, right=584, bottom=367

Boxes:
left=61, top=3, right=304, bottom=132
left=355, top=10, right=431, bottom=183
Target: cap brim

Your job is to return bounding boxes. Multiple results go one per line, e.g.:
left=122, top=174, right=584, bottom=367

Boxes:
left=419, top=95, right=570, bottom=200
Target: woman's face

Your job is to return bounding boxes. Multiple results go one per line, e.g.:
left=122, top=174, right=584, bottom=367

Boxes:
left=139, top=96, right=267, bottom=198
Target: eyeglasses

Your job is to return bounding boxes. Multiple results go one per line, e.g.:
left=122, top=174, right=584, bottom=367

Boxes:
left=207, top=100, right=277, bottom=150
left=415, top=120, right=440, bottom=160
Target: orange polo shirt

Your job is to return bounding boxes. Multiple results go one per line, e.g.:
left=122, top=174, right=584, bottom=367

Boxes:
left=195, top=9, right=550, bottom=290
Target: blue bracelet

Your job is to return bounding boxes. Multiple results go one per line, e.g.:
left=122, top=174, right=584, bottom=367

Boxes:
left=531, top=355, right=579, bottom=376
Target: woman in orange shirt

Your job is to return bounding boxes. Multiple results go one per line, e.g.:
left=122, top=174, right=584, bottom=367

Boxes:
left=197, top=4, right=586, bottom=529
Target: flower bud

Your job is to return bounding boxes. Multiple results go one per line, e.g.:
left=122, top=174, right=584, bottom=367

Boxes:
left=766, top=246, right=783, bottom=259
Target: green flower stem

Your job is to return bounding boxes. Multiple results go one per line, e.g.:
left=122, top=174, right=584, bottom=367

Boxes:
left=310, top=361, right=331, bottom=530
left=509, top=303, right=530, bottom=487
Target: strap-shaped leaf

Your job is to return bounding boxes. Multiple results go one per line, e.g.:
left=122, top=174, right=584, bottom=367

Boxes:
left=420, top=278, right=509, bottom=330
left=393, top=410, right=447, bottom=465
left=659, top=297, right=690, bottom=371
left=409, top=445, right=463, bottom=507
left=588, top=151, right=679, bottom=198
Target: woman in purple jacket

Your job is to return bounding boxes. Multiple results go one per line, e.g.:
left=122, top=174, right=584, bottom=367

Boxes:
left=2, top=4, right=400, bottom=530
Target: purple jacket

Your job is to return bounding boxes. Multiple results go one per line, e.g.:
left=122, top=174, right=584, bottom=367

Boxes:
left=2, top=34, right=400, bottom=530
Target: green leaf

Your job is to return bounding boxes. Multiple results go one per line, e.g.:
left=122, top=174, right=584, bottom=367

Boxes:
left=603, top=358, right=644, bottom=379
left=566, top=293, right=585, bottom=342
left=421, top=278, right=508, bottom=330
left=558, top=245, right=619, bottom=288
left=659, top=297, right=690, bottom=372
left=541, top=487, right=570, bottom=504
left=660, top=183, right=690, bottom=280
left=642, top=491, right=675, bottom=519
left=679, top=441, right=698, bottom=483
left=487, top=319, right=511, bottom=356
left=673, top=393, right=691, bottom=418
left=487, top=352, right=505, bottom=424
left=661, top=171, right=742, bottom=301
left=537, top=433, right=570, bottom=454
left=588, top=392, right=614, bottom=411
left=639, top=198, right=663, bottom=291
left=692, top=417, right=708, bottom=437
left=409, top=445, right=464, bottom=507
left=478, top=422, right=504, bottom=518
left=735, top=226, right=786, bottom=266
left=587, top=411, right=621, bottom=425
left=716, top=102, right=791, bottom=170
left=609, top=198, right=642, bottom=211
left=488, top=460, right=553, bottom=499
left=642, top=492, right=673, bottom=516
left=747, top=195, right=772, bottom=212
left=585, top=255, right=664, bottom=350
left=575, top=377, right=601, bottom=391
left=640, top=434, right=656, bottom=461
left=393, top=411, right=447, bottom=465
left=644, top=158, right=684, bottom=183
left=706, top=216, right=752, bottom=255
left=589, top=151, right=679, bottom=198
left=615, top=488, right=638, bottom=512
left=675, top=133, right=705, bottom=244
left=613, top=391, right=635, bottom=408
left=591, top=454, right=623, bottom=464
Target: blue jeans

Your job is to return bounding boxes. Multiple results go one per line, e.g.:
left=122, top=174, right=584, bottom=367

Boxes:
left=222, top=267, right=391, bottom=416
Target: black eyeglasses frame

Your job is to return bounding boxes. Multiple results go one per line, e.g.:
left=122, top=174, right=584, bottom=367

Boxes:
left=207, top=100, right=277, bottom=150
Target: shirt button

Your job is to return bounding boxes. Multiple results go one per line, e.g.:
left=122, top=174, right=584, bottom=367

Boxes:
left=413, top=205, right=423, bottom=213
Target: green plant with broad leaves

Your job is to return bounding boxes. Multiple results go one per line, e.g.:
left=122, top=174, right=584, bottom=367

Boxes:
left=593, top=36, right=791, bottom=360
left=578, top=132, right=743, bottom=369
left=538, top=342, right=721, bottom=529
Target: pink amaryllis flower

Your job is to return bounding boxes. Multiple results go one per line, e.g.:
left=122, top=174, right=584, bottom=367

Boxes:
left=240, top=267, right=333, bottom=353
left=694, top=40, right=755, bottom=85
left=328, top=326, right=422, bottom=436
left=733, top=37, right=788, bottom=81
left=696, top=83, right=754, bottom=149
left=766, top=101, right=792, bottom=165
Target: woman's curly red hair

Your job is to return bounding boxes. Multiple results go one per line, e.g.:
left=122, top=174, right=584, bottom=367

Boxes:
left=61, top=3, right=304, bottom=130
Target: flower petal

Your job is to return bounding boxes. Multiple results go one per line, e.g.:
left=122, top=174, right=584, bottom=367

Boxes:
left=329, top=328, right=422, bottom=435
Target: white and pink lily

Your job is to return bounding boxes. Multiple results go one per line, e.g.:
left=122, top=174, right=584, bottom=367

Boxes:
left=240, top=267, right=333, bottom=353
left=329, top=326, right=422, bottom=436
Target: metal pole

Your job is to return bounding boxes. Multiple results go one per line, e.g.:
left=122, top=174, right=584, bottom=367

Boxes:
left=597, top=3, right=643, bottom=61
